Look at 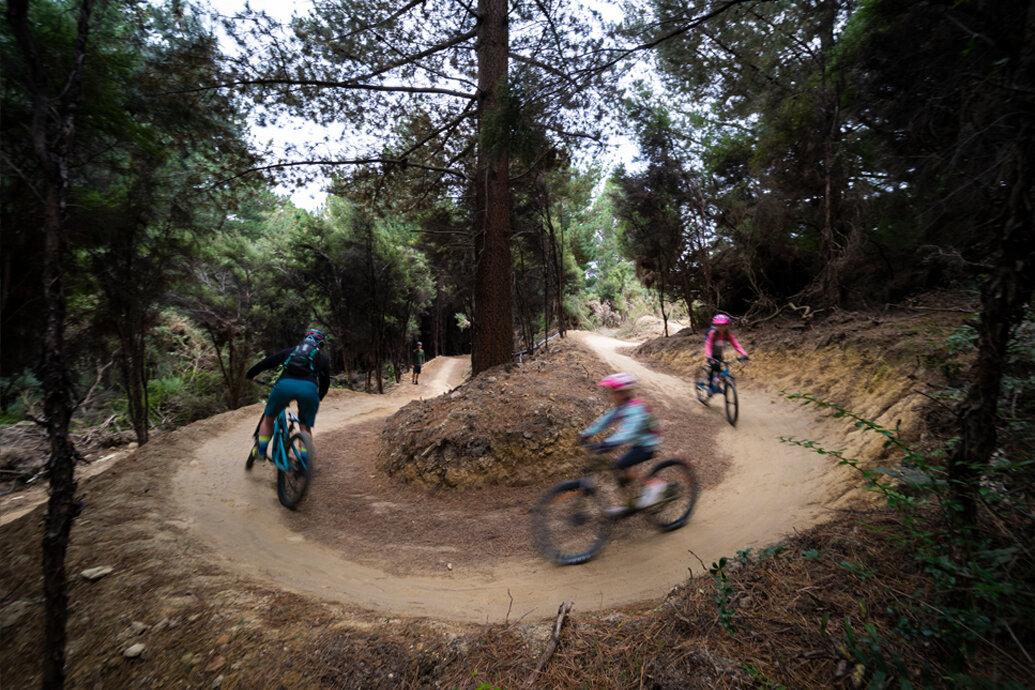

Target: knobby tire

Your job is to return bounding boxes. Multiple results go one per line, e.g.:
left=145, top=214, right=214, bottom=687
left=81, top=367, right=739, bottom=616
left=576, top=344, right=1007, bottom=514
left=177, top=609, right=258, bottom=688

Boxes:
left=645, top=459, right=699, bottom=531
left=724, top=379, right=739, bottom=425
left=531, top=478, right=611, bottom=565
left=277, top=431, right=313, bottom=509
left=695, top=366, right=711, bottom=405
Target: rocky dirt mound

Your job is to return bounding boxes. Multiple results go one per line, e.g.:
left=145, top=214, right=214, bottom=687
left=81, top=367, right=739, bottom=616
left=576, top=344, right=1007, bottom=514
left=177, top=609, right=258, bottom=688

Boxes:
left=377, top=338, right=612, bottom=488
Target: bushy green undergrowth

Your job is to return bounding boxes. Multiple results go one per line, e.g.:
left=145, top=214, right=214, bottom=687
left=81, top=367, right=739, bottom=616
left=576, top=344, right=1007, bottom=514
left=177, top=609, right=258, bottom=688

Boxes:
left=0, top=371, right=41, bottom=425
left=770, top=384, right=1034, bottom=686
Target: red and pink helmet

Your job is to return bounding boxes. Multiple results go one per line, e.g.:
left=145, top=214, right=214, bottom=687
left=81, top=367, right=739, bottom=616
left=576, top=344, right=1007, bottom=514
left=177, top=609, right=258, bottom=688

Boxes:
left=597, top=373, right=637, bottom=391
left=712, top=314, right=731, bottom=325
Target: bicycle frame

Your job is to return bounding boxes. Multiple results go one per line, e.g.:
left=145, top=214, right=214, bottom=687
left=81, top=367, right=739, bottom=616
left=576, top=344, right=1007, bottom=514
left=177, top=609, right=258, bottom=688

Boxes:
left=704, top=358, right=737, bottom=392
left=577, top=450, right=671, bottom=516
left=269, top=408, right=305, bottom=473
left=251, top=376, right=307, bottom=472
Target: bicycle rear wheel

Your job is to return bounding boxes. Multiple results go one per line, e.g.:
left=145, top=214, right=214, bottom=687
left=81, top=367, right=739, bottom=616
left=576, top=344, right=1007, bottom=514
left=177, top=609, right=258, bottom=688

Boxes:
left=695, top=366, right=711, bottom=405
left=277, top=431, right=313, bottom=509
left=645, top=459, right=699, bottom=531
left=531, top=479, right=611, bottom=565
left=723, top=379, right=739, bottom=425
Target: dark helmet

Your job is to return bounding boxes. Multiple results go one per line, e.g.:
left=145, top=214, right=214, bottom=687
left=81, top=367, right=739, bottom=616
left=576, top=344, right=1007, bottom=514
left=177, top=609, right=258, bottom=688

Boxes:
left=305, top=328, right=327, bottom=347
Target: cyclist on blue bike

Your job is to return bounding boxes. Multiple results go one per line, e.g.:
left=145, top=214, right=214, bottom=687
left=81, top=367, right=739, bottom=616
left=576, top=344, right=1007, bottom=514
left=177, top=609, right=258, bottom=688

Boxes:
left=704, top=314, right=749, bottom=392
left=578, top=373, right=667, bottom=511
left=246, top=328, right=330, bottom=462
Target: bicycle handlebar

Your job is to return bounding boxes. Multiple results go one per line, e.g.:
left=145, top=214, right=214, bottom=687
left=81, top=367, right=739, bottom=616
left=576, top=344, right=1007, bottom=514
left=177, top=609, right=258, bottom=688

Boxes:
left=707, top=356, right=749, bottom=365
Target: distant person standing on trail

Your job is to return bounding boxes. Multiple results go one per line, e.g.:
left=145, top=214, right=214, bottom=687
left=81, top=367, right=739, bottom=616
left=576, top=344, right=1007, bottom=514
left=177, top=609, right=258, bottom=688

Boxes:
left=246, top=328, right=330, bottom=462
left=412, top=341, right=425, bottom=384
left=578, top=373, right=666, bottom=512
left=704, top=314, right=749, bottom=392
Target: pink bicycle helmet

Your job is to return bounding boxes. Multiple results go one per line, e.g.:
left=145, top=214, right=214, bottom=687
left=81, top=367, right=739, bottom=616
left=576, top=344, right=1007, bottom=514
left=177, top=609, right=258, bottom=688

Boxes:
left=597, top=373, right=637, bottom=391
left=712, top=314, right=731, bottom=325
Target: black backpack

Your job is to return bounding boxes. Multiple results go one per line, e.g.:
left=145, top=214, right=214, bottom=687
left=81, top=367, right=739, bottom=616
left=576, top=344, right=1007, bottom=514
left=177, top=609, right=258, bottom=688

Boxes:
left=283, top=338, right=319, bottom=376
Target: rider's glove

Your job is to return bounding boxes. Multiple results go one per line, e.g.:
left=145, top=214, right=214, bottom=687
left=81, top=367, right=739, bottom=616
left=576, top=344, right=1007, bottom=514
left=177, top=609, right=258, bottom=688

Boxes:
left=738, top=355, right=750, bottom=362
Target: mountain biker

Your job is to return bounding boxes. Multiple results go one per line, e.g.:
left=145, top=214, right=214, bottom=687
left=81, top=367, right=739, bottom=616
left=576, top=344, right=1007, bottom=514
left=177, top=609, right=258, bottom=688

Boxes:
left=578, top=373, right=667, bottom=512
left=412, top=341, right=425, bottom=385
left=704, top=314, right=749, bottom=391
left=246, top=328, right=330, bottom=462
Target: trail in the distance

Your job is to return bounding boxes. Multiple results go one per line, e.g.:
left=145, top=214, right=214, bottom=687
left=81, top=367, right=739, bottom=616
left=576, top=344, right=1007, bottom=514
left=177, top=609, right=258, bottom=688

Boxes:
left=172, top=334, right=848, bottom=622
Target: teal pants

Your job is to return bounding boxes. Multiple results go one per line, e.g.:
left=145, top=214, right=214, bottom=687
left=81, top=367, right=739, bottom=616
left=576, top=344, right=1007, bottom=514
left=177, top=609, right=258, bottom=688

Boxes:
left=264, top=378, right=320, bottom=428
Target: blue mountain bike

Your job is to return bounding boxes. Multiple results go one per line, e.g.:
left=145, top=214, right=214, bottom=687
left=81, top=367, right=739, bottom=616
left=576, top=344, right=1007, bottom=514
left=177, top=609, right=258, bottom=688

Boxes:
left=246, top=379, right=313, bottom=509
left=695, top=357, right=741, bottom=425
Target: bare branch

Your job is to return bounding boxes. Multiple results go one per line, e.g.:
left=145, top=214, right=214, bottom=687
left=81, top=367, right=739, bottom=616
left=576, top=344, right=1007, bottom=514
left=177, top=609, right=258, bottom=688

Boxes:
left=175, top=78, right=475, bottom=100
left=592, top=0, right=757, bottom=75
left=212, top=157, right=471, bottom=187
left=336, top=0, right=426, bottom=41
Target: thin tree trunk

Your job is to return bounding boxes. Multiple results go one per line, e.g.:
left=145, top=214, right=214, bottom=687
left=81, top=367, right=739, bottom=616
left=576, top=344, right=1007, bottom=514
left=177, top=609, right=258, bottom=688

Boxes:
left=471, top=0, right=513, bottom=374
left=7, top=0, right=94, bottom=686
left=544, top=198, right=565, bottom=338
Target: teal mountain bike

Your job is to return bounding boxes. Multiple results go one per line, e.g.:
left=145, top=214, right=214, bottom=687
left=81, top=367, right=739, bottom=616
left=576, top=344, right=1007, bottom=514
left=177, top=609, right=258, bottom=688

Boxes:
left=247, top=379, right=313, bottom=509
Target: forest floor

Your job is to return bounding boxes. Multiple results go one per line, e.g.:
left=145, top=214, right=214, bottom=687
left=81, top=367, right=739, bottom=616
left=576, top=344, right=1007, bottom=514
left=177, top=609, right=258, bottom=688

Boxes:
left=5, top=291, right=1016, bottom=689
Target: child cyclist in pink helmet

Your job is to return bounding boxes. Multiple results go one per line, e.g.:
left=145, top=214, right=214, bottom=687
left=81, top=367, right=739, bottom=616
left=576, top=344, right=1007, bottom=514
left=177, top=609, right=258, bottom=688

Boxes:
left=705, top=314, right=749, bottom=391
left=578, top=373, right=667, bottom=512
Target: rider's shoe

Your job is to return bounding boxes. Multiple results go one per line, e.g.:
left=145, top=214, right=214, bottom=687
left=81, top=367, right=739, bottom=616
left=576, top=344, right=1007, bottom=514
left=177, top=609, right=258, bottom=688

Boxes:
left=635, top=482, right=667, bottom=509
left=603, top=496, right=637, bottom=517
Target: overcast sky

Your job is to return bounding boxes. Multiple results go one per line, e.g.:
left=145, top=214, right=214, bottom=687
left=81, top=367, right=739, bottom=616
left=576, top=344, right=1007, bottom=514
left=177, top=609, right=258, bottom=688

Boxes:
left=210, top=0, right=633, bottom=211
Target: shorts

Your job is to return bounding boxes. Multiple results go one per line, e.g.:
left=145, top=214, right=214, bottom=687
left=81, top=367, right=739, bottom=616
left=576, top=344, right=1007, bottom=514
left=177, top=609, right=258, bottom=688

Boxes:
left=614, top=446, right=656, bottom=470
left=413, top=364, right=422, bottom=374
left=264, top=378, right=320, bottom=428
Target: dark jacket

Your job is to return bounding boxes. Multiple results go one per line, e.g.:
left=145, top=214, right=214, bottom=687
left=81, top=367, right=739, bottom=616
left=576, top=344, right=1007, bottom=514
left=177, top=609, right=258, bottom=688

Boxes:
left=246, top=348, right=330, bottom=399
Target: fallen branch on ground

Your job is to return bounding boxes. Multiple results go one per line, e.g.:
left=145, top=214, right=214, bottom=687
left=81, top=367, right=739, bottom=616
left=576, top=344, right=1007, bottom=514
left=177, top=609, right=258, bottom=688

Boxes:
left=526, top=600, right=572, bottom=687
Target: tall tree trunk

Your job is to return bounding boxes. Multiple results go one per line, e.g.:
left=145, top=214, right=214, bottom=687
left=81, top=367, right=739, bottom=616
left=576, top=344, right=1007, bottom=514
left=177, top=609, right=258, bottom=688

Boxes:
left=471, top=0, right=513, bottom=375
left=7, top=0, right=93, bottom=686
left=948, top=2, right=1035, bottom=525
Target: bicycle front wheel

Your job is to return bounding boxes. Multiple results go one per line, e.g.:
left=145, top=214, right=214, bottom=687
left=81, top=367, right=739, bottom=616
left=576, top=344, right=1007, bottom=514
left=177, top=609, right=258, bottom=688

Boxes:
left=277, top=431, right=313, bottom=509
left=246, top=415, right=264, bottom=470
left=695, top=366, right=711, bottom=405
left=645, top=459, right=699, bottom=532
left=723, top=379, right=739, bottom=425
left=531, top=479, right=611, bottom=565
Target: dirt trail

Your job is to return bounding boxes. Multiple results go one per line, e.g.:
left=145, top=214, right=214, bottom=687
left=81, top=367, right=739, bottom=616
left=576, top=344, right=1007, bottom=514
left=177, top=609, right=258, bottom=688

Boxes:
left=170, top=333, right=850, bottom=623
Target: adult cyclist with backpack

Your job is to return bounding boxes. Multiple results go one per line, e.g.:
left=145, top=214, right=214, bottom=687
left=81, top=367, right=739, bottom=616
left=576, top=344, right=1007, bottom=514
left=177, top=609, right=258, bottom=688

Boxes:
left=246, top=328, right=330, bottom=462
